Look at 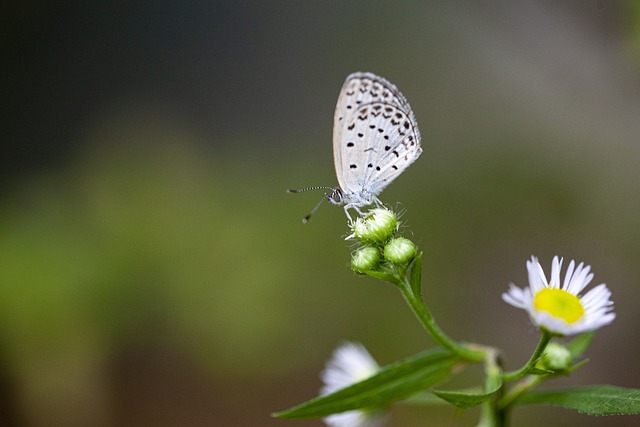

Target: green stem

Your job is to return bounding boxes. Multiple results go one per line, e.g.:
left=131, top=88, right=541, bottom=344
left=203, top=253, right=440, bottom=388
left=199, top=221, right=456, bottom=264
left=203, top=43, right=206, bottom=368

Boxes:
left=501, top=332, right=552, bottom=382
left=498, top=374, right=543, bottom=410
left=478, top=349, right=502, bottom=427
left=398, top=278, right=485, bottom=362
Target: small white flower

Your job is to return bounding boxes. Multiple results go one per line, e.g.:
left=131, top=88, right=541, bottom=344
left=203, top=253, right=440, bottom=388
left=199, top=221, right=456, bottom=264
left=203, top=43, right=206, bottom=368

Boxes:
left=320, top=342, right=387, bottom=427
left=502, top=256, right=615, bottom=336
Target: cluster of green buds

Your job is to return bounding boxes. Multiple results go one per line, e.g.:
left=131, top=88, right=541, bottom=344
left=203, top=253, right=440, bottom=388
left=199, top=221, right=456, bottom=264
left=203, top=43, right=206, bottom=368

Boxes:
left=349, top=208, right=417, bottom=275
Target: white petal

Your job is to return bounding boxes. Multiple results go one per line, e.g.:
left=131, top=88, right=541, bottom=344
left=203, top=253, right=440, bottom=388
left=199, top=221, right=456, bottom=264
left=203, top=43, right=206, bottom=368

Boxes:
left=562, top=259, right=576, bottom=290
left=502, top=284, right=529, bottom=308
left=550, top=256, right=562, bottom=288
left=588, top=312, right=616, bottom=329
left=527, top=257, right=547, bottom=293
left=532, top=311, right=573, bottom=335
left=321, top=342, right=379, bottom=395
left=321, top=342, right=386, bottom=427
left=568, top=262, right=591, bottom=294
left=324, top=410, right=387, bottom=427
left=580, top=284, right=612, bottom=312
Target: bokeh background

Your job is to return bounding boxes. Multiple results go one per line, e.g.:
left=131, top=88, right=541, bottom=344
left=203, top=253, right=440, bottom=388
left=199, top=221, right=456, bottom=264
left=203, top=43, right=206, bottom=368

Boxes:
left=2, top=1, right=640, bottom=426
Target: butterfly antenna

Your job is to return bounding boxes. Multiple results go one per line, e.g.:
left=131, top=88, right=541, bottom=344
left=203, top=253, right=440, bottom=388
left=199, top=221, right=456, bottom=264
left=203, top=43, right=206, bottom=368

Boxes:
left=301, top=196, right=331, bottom=223
left=287, top=186, right=335, bottom=223
left=287, top=186, right=334, bottom=194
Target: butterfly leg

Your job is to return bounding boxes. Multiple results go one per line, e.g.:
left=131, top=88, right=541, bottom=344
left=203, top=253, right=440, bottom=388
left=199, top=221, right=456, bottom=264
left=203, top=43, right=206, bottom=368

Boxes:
left=343, top=205, right=356, bottom=224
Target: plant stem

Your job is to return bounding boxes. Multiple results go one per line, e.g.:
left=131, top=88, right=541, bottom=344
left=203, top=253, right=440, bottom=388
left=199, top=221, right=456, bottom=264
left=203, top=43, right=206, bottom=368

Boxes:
left=398, top=278, right=485, bottom=362
left=498, top=374, right=543, bottom=410
left=478, top=349, right=502, bottom=427
left=501, top=332, right=552, bottom=382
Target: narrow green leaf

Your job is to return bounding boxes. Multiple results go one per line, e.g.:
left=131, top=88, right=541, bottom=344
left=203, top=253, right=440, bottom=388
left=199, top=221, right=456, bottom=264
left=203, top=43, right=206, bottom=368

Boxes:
left=433, top=379, right=502, bottom=408
left=518, top=385, right=640, bottom=415
left=567, top=358, right=589, bottom=372
left=529, top=367, right=554, bottom=376
left=409, top=251, right=423, bottom=297
left=274, top=349, right=461, bottom=419
left=401, top=391, right=452, bottom=405
left=566, top=331, right=595, bottom=358
left=362, top=269, right=401, bottom=285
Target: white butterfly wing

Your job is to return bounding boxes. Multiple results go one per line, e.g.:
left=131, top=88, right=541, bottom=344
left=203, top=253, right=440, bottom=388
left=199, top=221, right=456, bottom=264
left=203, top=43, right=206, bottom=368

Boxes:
left=333, top=72, right=422, bottom=202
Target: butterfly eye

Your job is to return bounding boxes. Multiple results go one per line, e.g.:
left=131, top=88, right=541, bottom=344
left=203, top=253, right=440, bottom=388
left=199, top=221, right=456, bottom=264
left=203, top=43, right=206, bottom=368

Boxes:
left=329, top=188, right=343, bottom=204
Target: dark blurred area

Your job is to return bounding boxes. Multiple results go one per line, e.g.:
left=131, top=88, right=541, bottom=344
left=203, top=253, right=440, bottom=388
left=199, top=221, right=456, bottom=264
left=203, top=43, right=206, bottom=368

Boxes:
left=1, top=1, right=640, bottom=426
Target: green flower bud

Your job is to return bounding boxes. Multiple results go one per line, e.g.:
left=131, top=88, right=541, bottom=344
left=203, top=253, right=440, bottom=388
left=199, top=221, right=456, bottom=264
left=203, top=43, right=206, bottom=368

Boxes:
left=538, top=342, right=573, bottom=371
left=351, top=208, right=398, bottom=244
left=383, top=237, right=416, bottom=265
left=351, top=246, right=381, bottom=273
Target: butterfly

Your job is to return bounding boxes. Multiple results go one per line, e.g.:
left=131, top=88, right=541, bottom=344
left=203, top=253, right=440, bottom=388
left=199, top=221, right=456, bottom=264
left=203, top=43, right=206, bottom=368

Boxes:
left=289, top=72, right=422, bottom=223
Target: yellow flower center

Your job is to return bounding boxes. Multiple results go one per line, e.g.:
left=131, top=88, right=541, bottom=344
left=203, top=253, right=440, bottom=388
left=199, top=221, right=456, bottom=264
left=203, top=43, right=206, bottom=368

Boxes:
left=533, top=288, right=585, bottom=324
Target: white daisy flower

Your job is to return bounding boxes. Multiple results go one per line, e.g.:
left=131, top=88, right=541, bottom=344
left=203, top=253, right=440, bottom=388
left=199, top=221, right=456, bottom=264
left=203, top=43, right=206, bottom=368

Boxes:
left=502, top=256, right=615, bottom=336
left=320, top=342, right=387, bottom=427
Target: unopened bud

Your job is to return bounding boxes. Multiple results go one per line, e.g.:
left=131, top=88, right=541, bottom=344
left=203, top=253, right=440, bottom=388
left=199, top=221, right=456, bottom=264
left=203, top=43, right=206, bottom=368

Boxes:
left=352, top=208, right=398, bottom=244
left=539, top=342, right=573, bottom=371
left=351, top=246, right=381, bottom=273
left=383, top=237, right=416, bottom=265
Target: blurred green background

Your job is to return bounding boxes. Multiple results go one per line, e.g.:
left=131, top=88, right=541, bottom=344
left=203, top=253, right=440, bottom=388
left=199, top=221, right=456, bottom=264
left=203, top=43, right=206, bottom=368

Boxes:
left=2, top=1, right=640, bottom=426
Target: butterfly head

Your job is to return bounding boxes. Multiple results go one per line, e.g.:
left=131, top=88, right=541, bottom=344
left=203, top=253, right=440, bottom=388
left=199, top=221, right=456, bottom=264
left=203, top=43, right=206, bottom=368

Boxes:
left=326, top=188, right=344, bottom=206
